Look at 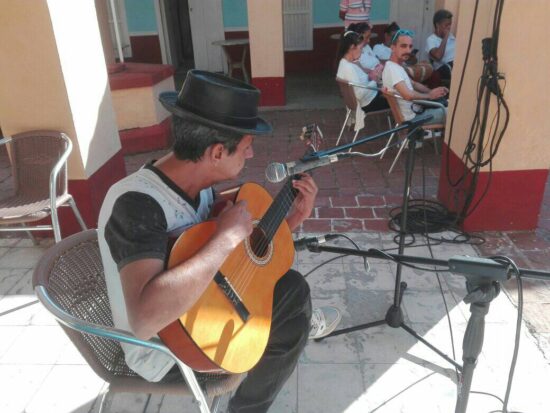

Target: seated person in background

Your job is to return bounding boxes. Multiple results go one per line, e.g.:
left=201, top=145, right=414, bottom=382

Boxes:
left=382, top=29, right=448, bottom=126
left=348, top=22, right=384, bottom=83
left=337, top=30, right=389, bottom=113
left=425, top=9, right=455, bottom=86
left=373, top=21, right=400, bottom=62
left=374, top=22, right=432, bottom=84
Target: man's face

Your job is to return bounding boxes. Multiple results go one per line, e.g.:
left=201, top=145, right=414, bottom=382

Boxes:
left=436, top=18, right=452, bottom=37
left=219, top=134, right=254, bottom=180
left=391, top=35, right=414, bottom=63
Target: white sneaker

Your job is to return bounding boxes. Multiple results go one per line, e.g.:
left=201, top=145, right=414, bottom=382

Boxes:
left=308, top=306, right=342, bottom=340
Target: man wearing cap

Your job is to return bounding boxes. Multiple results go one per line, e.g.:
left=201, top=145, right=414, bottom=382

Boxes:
left=97, top=70, right=334, bottom=412
left=382, top=30, right=449, bottom=126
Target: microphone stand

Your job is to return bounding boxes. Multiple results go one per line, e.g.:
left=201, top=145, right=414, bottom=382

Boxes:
left=316, top=123, right=428, bottom=335
left=305, top=242, right=550, bottom=413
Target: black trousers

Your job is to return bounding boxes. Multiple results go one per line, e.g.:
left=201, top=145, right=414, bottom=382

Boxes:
left=361, top=93, right=390, bottom=113
left=228, top=269, right=312, bottom=412
left=436, top=61, right=453, bottom=83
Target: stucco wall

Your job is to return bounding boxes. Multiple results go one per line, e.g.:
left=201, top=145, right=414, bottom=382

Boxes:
left=447, top=0, right=550, bottom=172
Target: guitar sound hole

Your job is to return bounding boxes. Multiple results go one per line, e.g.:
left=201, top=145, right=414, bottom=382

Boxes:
left=249, top=227, right=269, bottom=258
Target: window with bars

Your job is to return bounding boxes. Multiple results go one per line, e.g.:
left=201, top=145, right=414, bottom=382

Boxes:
left=283, top=0, right=313, bottom=51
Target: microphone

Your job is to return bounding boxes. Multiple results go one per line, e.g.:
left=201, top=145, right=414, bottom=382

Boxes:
left=265, top=154, right=348, bottom=183
left=294, top=234, right=340, bottom=251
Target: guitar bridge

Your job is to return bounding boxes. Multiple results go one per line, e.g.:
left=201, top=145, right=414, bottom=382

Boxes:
left=214, top=272, right=250, bottom=322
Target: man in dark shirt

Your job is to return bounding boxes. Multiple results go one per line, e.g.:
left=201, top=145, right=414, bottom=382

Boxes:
left=98, top=70, right=318, bottom=412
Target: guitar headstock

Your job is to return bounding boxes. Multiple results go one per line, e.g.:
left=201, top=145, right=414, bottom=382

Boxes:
left=299, top=123, right=324, bottom=154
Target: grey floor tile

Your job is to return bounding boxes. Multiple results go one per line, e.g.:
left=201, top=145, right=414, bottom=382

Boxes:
left=298, top=363, right=364, bottom=413
left=359, top=361, right=457, bottom=413
left=24, top=365, right=103, bottom=413
left=0, top=365, right=53, bottom=413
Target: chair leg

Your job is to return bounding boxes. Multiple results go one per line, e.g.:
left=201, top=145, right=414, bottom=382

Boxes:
left=389, top=137, right=408, bottom=174
left=176, top=360, right=211, bottom=413
left=68, top=197, right=87, bottom=230
left=50, top=206, right=62, bottom=243
left=433, top=131, right=441, bottom=155
left=336, top=108, right=351, bottom=146
left=381, top=122, right=400, bottom=159
left=210, top=395, right=222, bottom=413
left=21, top=223, right=39, bottom=246
left=97, top=386, right=110, bottom=413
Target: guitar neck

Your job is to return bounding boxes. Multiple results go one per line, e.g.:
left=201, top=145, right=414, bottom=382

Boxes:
left=258, top=179, right=298, bottom=241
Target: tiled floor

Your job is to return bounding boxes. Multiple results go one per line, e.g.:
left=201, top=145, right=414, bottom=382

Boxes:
left=1, top=234, right=549, bottom=412
left=1, top=104, right=550, bottom=412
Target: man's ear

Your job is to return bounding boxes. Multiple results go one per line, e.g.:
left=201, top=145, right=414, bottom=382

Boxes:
left=210, top=143, right=225, bottom=162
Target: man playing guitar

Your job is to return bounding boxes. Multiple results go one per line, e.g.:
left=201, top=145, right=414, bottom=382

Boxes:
left=97, top=70, right=337, bottom=412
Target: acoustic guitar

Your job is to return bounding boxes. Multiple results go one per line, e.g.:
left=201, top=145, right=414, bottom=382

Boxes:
left=158, top=125, right=323, bottom=374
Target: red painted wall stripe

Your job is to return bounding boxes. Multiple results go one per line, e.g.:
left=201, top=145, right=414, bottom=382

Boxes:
left=108, top=62, right=175, bottom=91
left=438, top=142, right=549, bottom=231
left=119, top=117, right=173, bottom=155
left=252, top=77, right=286, bottom=106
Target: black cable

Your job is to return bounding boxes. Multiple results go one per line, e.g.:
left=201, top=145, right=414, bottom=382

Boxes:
left=491, top=256, right=523, bottom=413
left=302, top=233, right=368, bottom=278
left=444, top=0, right=510, bottom=221
left=302, top=254, right=346, bottom=279
left=388, top=199, right=485, bottom=246
left=445, top=0, right=481, bottom=188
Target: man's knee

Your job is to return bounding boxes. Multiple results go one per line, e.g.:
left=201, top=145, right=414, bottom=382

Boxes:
left=273, top=270, right=312, bottom=320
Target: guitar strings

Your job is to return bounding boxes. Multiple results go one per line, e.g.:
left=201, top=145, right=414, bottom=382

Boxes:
left=232, top=181, right=295, bottom=293
left=232, top=179, right=298, bottom=295
left=232, top=125, right=318, bottom=293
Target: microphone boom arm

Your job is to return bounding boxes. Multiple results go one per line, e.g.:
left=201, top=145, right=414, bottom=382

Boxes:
left=303, top=117, right=432, bottom=161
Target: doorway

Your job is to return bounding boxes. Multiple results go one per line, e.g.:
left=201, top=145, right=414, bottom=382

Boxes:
left=157, top=0, right=195, bottom=87
left=156, top=0, right=225, bottom=87
left=390, top=0, right=435, bottom=61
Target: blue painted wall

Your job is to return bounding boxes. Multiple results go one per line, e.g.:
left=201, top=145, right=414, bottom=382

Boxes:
left=125, top=0, right=158, bottom=33
left=122, top=0, right=391, bottom=33
left=222, top=0, right=390, bottom=29
left=223, top=0, right=248, bottom=28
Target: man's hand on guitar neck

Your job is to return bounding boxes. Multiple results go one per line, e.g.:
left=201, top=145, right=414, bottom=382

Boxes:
left=215, top=200, right=254, bottom=249
left=287, top=173, right=319, bottom=231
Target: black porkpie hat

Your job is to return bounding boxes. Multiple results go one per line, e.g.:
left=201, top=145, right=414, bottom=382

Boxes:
left=159, top=70, right=272, bottom=135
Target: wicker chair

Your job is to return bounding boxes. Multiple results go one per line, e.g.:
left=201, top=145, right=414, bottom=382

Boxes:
left=32, top=229, right=244, bottom=413
left=335, top=78, right=392, bottom=147
left=0, top=130, right=87, bottom=243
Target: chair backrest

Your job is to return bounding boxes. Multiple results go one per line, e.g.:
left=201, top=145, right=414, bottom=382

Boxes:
left=336, top=78, right=358, bottom=111
left=32, top=229, right=139, bottom=382
left=9, top=130, right=70, bottom=199
left=381, top=90, right=406, bottom=124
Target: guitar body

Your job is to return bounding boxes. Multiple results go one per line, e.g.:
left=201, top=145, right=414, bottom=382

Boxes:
left=158, top=182, right=295, bottom=373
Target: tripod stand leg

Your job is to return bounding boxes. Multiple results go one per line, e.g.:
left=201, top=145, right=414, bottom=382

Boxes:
left=455, top=302, right=490, bottom=413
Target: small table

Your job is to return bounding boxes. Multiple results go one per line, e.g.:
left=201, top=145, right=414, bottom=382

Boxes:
left=212, top=38, right=250, bottom=83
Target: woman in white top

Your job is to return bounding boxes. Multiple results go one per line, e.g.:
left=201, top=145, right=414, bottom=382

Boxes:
left=336, top=30, right=388, bottom=113
left=348, top=22, right=384, bottom=83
